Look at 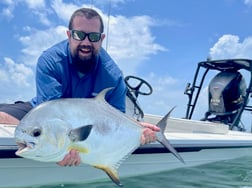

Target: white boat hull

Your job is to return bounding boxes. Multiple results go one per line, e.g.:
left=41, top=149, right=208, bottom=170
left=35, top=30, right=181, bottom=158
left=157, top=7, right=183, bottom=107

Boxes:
left=1, top=147, right=252, bottom=188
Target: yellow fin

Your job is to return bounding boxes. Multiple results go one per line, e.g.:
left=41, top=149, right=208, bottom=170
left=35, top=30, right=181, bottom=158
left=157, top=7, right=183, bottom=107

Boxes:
left=68, top=146, right=88, bottom=153
left=94, top=165, right=123, bottom=187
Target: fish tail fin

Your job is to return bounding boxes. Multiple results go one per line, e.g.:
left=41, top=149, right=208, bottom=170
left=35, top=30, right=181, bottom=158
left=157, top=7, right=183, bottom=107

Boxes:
left=95, top=165, right=123, bottom=187
left=156, top=107, right=185, bottom=164
left=156, top=106, right=176, bottom=133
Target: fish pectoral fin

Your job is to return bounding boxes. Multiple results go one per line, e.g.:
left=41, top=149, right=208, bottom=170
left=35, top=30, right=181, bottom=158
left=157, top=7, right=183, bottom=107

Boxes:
left=94, top=165, right=123, bottom=187
left=68, top=125, right=93, bottom=142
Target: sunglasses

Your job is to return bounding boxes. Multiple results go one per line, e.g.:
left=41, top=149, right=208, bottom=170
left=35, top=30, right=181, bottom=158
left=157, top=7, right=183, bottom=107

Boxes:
left=70, top=30, right=102, bottom=42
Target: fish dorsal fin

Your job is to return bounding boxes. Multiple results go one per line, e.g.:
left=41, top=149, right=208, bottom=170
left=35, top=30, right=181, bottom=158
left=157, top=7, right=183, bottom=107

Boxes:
left=94, top=165, right=123, bottom=187
left=68, top=125, right=93, bottom=142
left=95, top=87, right=114, bottom=102
left=156, top=107, right=185, bottom=164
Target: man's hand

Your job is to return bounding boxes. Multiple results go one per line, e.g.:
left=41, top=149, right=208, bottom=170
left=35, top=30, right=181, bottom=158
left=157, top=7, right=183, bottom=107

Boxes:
left=57, top=149, right=81, bottom=166
left=140, top=122, right=160, bottom=145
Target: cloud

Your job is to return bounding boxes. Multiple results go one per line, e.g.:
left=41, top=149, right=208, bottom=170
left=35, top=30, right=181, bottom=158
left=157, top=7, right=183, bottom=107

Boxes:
left=1, top=57, right=33, bottom=87
left=19, top=25, right=68, bottom=66
left=24, top=0, right=52, bottom=26
left=51, top=0, right=80, bottom=23
left=105, top=15, right=167, bottom=75
left=0, top=0, right=15, bottom=19
left=209, top=34, right=252, bottom=59
left=24, top=0, right=46, bottom=9
left=1, top=7, right=13, bottom=19
left=0, top=0, right=51, bottom=25
left=0, top=57, right=34, bottom=102
left=244, top=0, right=252, bottom=6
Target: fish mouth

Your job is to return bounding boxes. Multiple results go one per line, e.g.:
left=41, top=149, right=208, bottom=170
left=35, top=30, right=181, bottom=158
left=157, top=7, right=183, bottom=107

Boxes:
left=15, top=141, right=35, bottom=156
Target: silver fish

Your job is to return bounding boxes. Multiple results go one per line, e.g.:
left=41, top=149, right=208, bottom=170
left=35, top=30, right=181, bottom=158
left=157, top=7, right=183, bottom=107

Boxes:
left=15, top=88, right=184, bottom=187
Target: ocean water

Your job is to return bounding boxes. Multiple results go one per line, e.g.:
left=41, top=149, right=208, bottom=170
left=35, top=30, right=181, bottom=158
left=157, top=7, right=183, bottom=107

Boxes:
left=37, top=156, right=252, bottom=188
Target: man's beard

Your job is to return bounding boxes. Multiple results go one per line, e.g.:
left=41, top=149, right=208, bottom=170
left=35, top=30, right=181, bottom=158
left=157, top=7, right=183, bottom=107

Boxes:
left=72, top=46, right=97, bottom=74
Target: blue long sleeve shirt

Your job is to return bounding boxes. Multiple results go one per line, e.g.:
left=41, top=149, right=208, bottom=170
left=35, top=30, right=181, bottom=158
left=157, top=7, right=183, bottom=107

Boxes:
left=30, top=40, right=126, bottom=112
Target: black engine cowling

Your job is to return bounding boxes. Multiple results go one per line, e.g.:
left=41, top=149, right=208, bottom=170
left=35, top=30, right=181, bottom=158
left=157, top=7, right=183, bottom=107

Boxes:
left=208, top=71, right=246, bottom=116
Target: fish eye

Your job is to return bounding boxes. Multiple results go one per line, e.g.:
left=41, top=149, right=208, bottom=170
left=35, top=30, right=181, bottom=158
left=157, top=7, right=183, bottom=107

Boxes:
left=32, top=128, right=42, bottom=137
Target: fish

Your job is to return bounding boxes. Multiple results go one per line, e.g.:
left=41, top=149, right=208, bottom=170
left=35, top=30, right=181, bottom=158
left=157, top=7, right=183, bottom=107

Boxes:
left=15, top=88, right=184, bottom=187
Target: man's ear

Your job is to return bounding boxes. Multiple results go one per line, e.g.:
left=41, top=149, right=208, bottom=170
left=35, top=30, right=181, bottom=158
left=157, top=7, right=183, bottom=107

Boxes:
left=66, top=30, right=71, bottom=39
left=101, top=33, right=106, bottom=42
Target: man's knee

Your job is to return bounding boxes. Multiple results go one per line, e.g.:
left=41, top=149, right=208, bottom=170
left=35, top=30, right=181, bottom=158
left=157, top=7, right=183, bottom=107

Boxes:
left=0, top=112, right=19, bottom=125
left=0, top=101, right=32, bottom=124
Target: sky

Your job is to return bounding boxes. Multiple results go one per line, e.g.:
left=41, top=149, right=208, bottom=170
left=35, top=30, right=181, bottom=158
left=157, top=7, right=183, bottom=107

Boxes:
left=1, top=0, right=252, bottom=125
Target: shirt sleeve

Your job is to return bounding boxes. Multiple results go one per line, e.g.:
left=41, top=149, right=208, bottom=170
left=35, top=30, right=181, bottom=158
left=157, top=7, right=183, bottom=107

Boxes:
left=31, top=54, right=63, bottom=106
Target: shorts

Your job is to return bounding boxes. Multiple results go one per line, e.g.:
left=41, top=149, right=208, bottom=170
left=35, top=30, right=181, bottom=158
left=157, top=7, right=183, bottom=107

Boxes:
left=0, top=101, right=33, bottom=120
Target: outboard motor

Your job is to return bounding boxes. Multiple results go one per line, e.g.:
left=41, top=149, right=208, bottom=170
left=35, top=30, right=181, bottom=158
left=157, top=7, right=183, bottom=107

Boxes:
left=203, top=70, right=247, bottom=127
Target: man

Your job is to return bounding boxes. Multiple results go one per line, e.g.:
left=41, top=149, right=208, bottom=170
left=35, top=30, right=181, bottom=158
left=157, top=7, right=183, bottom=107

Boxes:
left=0, top=8, right=159, bottom=166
